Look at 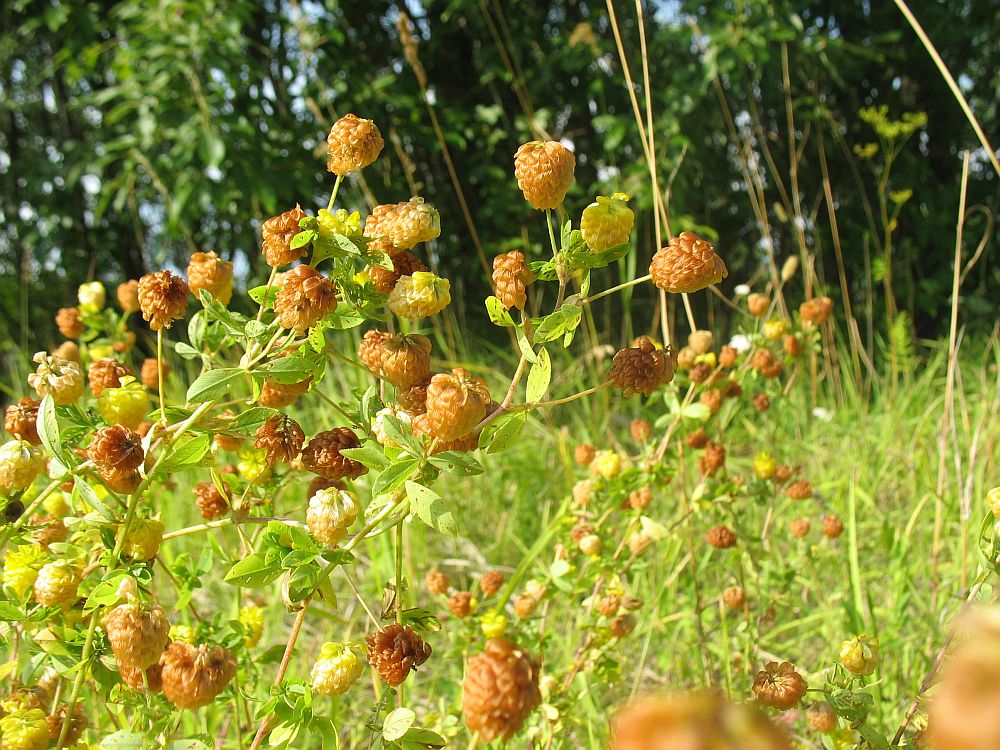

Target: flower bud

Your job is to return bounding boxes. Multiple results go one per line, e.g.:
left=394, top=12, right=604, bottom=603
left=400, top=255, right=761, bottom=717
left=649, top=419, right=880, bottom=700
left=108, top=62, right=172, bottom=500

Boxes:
left=78, top=281, right=106, bottom=313
left=0, top=440, right=47, bottom=493
left=838, top=634, right=879, bottom=676
left=753, top=452, right=777, bottom=480
left=98, top=378, right=150, bottom=430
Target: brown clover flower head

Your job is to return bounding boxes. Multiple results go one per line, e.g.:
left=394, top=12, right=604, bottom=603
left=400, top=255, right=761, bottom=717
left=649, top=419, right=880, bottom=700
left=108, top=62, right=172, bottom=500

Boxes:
left=5, top=398, right=41, bottom=445
left=137, top=270, right=189, bottom=331
left=514, top=140, right=576, bottom=210
left=783, top=334, right=801, bottom=357
left=33, top=514, right=67, bottom=548
left=425, top=569, right=449, bottom=596
left=723, top=586, right=746, bottom=610
left=630, top=418, right=652, bottom=443
left=254, top=414, right=305, bottom=466
left=806, top=701, right=838, bottom=734
left=422, top=368, right=491, bottom=441
left=686, top=428, right=710, bottom=449
left=629, top=487, right=653, bottom=510
left=301, top=427, right=367, bottom=480
left=492, top=250, right=533, bottom=310
left=262, top=206, right=308, bottom=267
left=56, top=307, right=84, bottom=339
left=698, top=441, right=726, bottom=476
left=140, top=358, right=170, bottom=390
left=610, top=691, right=790, bottom=750
left=448, top=591, right=473, bottom=618
left=119, top=662, right=163, bottom=693
left=688, top=330, right=714, bottom=355
left=574, top=443, right=596, bottom=466
left=480, top=571, right=504, bottom=597
left=160, top=641, right=238, bottom=709
left=611, top=613, right=637, bottom=638
left=46, top=704, right=88, bottom=744
left=649, top=232, right=728, bottom=294
left=87, top=425, right=145, bottom=476
left=609, top=336, right=674, bottom=397
left=752, top=662, right=807, bottom=710
left=326, top=113, right=384, bottom=175
left=273, top=264, right=337, bottom=332
left=719, top=345, right=739, bottom=368
left=462, top=638, right=541, bottom=743
left=747, top=293, right=770, bottom=317
left=822, top=515, right=844, bottom=538
left=753, top=392, right=771, bottom=412
left=700, top=388, right=723, bottom=413
left=257, top=382, right=299, bottom=408
left=397, top=378, right=431, bottom=416
left=369, top=250, right=427, bottom=293
left=187, top=251, right=234, bottom=306
left=786, top=480, right=812, bottom=500
left=379, top=334, right=433, bottom=390
left=88, top=358, right=133, bottom=398
left=103, top=601, right=171, bottom=671
left=790, top=517, right=811, bottom=539
left=194, top=480, right=230, bottom=520
left=598, top=595, right=622, bottom=618
left=800, top=296, right=834, bottom=326
left=358, top=330, right=391, bottom=374
left=365, top=623, right=431, bottom=687
left=117, top=280, right=141, bottom=313
left=382, top=197, right=441, bottom=250
left=676, top=346, right=697, bottom=371
left=706, top=524, right=737, bottom=549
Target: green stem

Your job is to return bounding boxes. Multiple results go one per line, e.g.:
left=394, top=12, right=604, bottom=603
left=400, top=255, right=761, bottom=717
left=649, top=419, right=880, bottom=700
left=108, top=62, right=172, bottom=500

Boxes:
left=545, top=209, right=568, bottom=309
left=326, top=173, right=344, bottom=212
left=56, top=612, right=99, bottom=749
left=157, top=329, right=166, bottom=425
left=580, top=274, right=652, bottom=305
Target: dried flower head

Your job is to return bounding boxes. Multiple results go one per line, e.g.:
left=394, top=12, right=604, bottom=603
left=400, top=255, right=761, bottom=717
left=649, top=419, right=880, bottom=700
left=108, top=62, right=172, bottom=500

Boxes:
left=706, top=525, right=737, bottom=549
left=480, top=571, right=504, bottom=597
left=87, top=358, right=132, bottom=398
left=103, top=601, right=171, bottom=671
left=369, top=250, right=427, bottom=293
left=137, top=270, right=189, bottom=331
left=800, top=296, right=834, bottom=326
left=786, top=480, right=812, bottom=500
left=425, top=569, right=449, bottom=596
left=382, top=197, right=441, bottom=250
left=574, top=443, right=596, bottom=466
left=492, top=250, right=533, bottom=310
left=194, top=480, right=230, bottom=520
left=609, top=336, right=674, bottom=396
left=752, top=662, right=807, bottom=709
left=87, top=425, right=144, bottom=477
left=187, top=251, right=234, bottom=306
left=422, top=368, right=491, bottom=441
left=449, top=591, right=473, bottom=618
left=723, top=586, right=746, bottom=610
left=630, top=418, right=652, bottom=442
left=4, top=398, right=40, bottom=445
left=273, top=264, right=337, bottom=332
left=698, top=441, right=726, bottom=477
left=790, top=518, right=811, bottom=539
left=326, top=114, right=384, bottom=175
left=302, top=428, right=367, bottom=480
left=649, top=232, right=728, bottom=294
left=462, top=638, right=541, bottom=743
left=55, top=307, right=84, bottom=339
left=366, top=623, right=431, bottom=686
left=514, top=140, right=576, bottom=210
left=26, top=353, right=83, bottom=406
left=117, top=280, right=141, bottom=313
left=379, top=334, right=433, bottom=390
left=747, top=293, right=770, bottom=317
left=254, top=415, right=305, bottom=466
left=160, top=641, right=237, bottom=709
left=262, top=206, right=308, bottom=267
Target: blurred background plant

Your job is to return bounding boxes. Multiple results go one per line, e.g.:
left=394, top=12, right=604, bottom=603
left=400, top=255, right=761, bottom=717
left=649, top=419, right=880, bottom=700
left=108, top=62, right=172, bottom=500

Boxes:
left=1, top=0, right=996, bottom=374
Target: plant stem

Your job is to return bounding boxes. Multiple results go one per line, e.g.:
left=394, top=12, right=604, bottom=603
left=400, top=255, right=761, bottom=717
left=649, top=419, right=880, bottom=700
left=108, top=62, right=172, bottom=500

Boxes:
left=326, top=173, right=344, bottom=212
left=255, top=266, right=278, bottom=323
left=580, top=274, right=652, bottom=306
left=545, top=209, right=567, bottom=309
left=56, top=612, right=99, bottom=749
left=157, top=329, right=166, bottom=425
left=247, top=606, right=308, bottom=750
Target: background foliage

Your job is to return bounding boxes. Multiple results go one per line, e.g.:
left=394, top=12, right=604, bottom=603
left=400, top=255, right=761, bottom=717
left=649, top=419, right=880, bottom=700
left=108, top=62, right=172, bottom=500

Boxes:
left=1, top=0, right=997, bottom=359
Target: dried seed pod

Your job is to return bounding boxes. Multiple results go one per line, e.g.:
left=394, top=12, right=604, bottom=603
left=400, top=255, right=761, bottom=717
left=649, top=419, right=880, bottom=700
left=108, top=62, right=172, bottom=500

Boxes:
left=806, top=701, right=838, bottom=734
left=649, top=232, right=727, bottom=294
left=117, top=280, right=141, bottom=313
left=33, top=515, right=67, bottom=548
left=55, top=307, right=84, bottom=339
left=425, top=569, right=449, bottom=596
left=45, top=703, right=87, bottom=744
left=630, top=419, right=652, bottom=442
left=785, top=480, right=812, bottom=500
left=88, top=358, right=133, bottom=398
left=514, top=140, right=575, bottom=210
left=397, top=378, right=431, bottom=416
left=369, top=250, right=427, bottom=293
left=254, top=415, right=305, bottom=466
left=753, top=393, right=771, bottom=412
left=365, top=623, right=431, bottom=686
left=723, top=586, right=746, bottom=610
left=610, top=613, right=636, bottom=638
left=422, top=368, right=491, bottom=441
left=302, top=428, right=367, bottom=480
left=462, top=638, right=541, bottom=743
left=119, top=662, right=163, bottom=693
left=326, top=113, right=384, bottom=175
left=103, top=601, right=171, bottom=671
left=698, top=441, right=726, bottom=476
left=187, top=251, right=234, bottom=306
left=688, top=330, right=714, bottom=355
left=700, top=388, right=723, bottom=413
left=706, top=524, right=736, bottom=549
left=381, top=197, right=441, bottom=250
left=747, top=293, right=770, bottom=317
left=388, top=272, right=451, bottom=318
left=597, top=595, right=621, bottom=618
left=719, top=345, right=738, bottom=368
left=261, top=206, right=308, bottom=267
left=800, top=296, right=833, bottom=326
left=480, top=571, right=504, bottom=597
left=686, top=429, right=709, bottom=449
left=789, top=518, right=811, bottom=539
left=4, top=398, right=41, bottom=445
left=273, top=264, right=337, bottom=332
left=87, top=425, right=145, bottom=476
left=492, top=250, right=533, bottom=310
left=137, top=270, right=189, bottom=331
left=783, top=334, right=801, bottom=357
left=574, top=443, right=596, bottom=466
left=752, top=662, right=807, bottom=710
left=628, top=487, right=653, bottom=511
left=379, top=334, right=433, bottom=390
left=139, top=358, right=168, bottom=390
left=448, top=591, right=473, bottom=618
left=192, top=480, right=229, bottom=520
left=159, top=641, right=237, bottom=709
left=609, top=336, right=674, bottom=396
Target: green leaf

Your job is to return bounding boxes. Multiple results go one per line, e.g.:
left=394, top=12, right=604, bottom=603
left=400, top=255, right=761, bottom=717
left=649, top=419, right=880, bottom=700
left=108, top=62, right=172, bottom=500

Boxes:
left=516, top=326, right=537, bottom=363
left=525, top=348, right=551, bottom=402
left=187, top=368, right=245, bottom=403
left=480, top=411, right=526, bottom=454
left=534, top=304, right=582, bottom=344
left=340, top=444, right=390, bottom=471
left=680, top=403, right=712, bottom=421
left=485, top=296, right=516, bottom=327
left=383, top=708, right=416, bottom=742
left=399, top=727, right=447, bottom=749
left=373, top=459, right=421, bottom=497
left=157, top=434, right=211, bottom=473
left=75, top=477, right=113, bottom=521
left=224, top=553, right=282, bottom=588
left=36, top=395, right=61, bottom=461
left=226, top=407, right=279, bottom=435
left=290, top=229, right=317, bottom=250
left=174, top=342, right=200, bottom=361
left=321, top=306, right=367, bottom=330
left=100, top=731, right=147, bottom=750
left=405, top=481, right=457, bottom=537
left=84, top=570, right=130, bottom=612
left=198, top=289, right=247, bottom=337
left=248, top=285, right=278, bottom=308
left=428, top=452, right=484, bottom=476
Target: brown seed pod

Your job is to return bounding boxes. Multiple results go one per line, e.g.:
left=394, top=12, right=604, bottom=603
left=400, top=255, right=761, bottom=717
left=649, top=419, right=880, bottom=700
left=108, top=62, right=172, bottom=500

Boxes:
left=326, top=113, right=384, bottom=175
left=574, top=443, right=596, bottom=466
left=789, top=518, right=811, bottom=539
left=783, top=334, right=801, bottom=357
left=88, top=358, right=134, bottom=398
left=610, top=613, right=637, bottom=638
left=379, top=334, right=433, bottom=390
left=137, top=270, right=189, bottom=331
left=261, top=206, right=308, bottom=267
left=462, top=638, right=541, bottom=743
left=746, top=293, right=770, bottom=317
left=119, top=662, right=164, bottom=693
left=688, top=362, right=712, bottom=384
left=448, top=591, right=473, bottom=618
left=56, top=307, right=84, bottom=339
left=609, top=336, right=674, bottom=397
left=686, top=429, right=710, bottom=450
left=480, top=571, right=504, bottom=597
left=570, top=521, right=595, bottom=544
left=785, top=480, right=812, bottom=500
left=806, top=701, right=838, bottom=734
left=102, top=467, right=142, bottom=494
left=187, top=251, right=234, bottom=306
left=822, top=515, right=844, bottom=538
left=700, top=388, right=723, bottom=413
left=753, top=393, right=771, bottom=412
left=369, top=250, right=427, bottom=293
left=492, top=250, right=533, bottom=310
left=774, top=465, right=795, bottom=484
left=365, top=623, right=431, bottom=687
left=4, top=397, right=41, bottom=444
left=719, top=345, right=738, bottom=368
left=397, top=378, right=431, bottom=416
left=139, top=358, right=168, bottom=390
left=103, top=601, right=171, bottom=671
left=750, top=349, right=775, bottom=374
left=159, top=641, right=238, bottom=709
left=706, top=524, right=737, bottom=549
left=800, top=296, right=833, bottom=326
left=649, top=232, right=728, bottom=294
left=611, top=691, right=790, bottom=750
left=254, top=415, right=305, bottom=466
left=723, top=586, right=746, bottom=610
left=514, top=591, right=542, bottom=619
left=422, top=368, right=491, bottom=441
left=117, top=280, right=141, bottom=313
left=722, top=380, right=742, bottom=399
left=33, top=515, right=67, bottom=548
left=675, top=346, right=697, bottom=371
left=273, top=264, right=337, bottom=332
left=46, top=703, right=88, bottom=743
left=194, top=480, right=230, bottom=520
left=257, top=382, right=299, bottom=408
left=698, top=441, right=726, bottom=477
left=425, top=569, right=449, bottom=596
left=513, top=140, right=575, bottom=210
left=87, top=425, right=145, bottom=475
left=358, top=330, right=391, bottom=374
left=752, top=662, right=807, bottom=710
left=688, top=330, right=714, bottom=355
left=597, top=595, right=621, bottom=618
left=628, top=487, right=653, bottom=511
left=301, top=428, right=367, bottom=480
left=630, top=419, right=652, bottom=442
